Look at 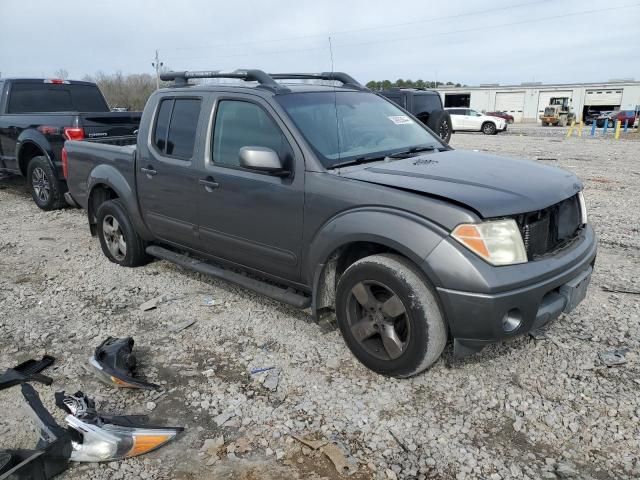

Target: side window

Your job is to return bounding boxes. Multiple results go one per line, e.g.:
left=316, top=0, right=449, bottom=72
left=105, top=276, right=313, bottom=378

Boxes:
left=153, top=99, right=172, bottom=152
left=153, top=98, right=201, bottom=159
left=212, top=100, right=292, bottom=168
left=384, top=95, right=405, bottom=108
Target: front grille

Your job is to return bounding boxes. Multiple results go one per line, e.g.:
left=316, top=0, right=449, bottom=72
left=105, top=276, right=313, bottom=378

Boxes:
left=518, top=195, right=582, bottom=260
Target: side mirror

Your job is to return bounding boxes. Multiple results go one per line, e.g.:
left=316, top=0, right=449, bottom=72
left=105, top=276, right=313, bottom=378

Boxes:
left=239, top=146, right=286, bottom=175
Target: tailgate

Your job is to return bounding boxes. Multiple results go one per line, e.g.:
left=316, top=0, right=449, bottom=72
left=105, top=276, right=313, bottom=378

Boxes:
left=79, top=112, right=142, bottom=139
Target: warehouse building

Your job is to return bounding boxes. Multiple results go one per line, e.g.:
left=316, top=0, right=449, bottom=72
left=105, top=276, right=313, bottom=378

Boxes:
left=435, top=80, right=640, bottom=123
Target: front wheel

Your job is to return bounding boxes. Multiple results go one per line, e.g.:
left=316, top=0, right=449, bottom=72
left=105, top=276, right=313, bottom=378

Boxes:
left=335, top=254, right=447, bottom=378
left=27, top=156, right=66, bottom=210
left=482, top=122, right=497, bottom=135
left=96, top=199, right=151, bottom=267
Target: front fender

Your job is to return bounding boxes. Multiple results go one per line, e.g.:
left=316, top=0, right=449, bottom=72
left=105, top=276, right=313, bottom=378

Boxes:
left=87, top=164, right=153, bottom=240
left=306, top=207, right=448, bottom=314
left=16, top=130, right=57, bottom=176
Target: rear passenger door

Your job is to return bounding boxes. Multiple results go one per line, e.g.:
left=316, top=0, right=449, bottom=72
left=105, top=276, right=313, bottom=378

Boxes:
left=137, top=96, right=204, bottom=247
left=196, top=94, right=305, bottom=282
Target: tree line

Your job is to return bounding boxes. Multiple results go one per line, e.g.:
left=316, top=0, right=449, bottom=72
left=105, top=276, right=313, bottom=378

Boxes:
left=366, top=79, right=464, bottom=90
left=51, top=70, right=465, bottom=110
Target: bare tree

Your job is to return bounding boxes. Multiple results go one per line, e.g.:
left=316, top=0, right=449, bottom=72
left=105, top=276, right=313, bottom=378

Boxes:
left=54, top=69, right=69, bottom=80
left=83, top=71, right=169, bottom=110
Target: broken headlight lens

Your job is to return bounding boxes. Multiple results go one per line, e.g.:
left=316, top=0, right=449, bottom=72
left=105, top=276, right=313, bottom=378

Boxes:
left=67, top=416, right=182, bottom=462
left=452, top=219, right=527, bottom=266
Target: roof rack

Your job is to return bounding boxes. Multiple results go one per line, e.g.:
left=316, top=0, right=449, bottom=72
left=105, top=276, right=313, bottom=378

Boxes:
left=159, top=69, right=368, bottom=92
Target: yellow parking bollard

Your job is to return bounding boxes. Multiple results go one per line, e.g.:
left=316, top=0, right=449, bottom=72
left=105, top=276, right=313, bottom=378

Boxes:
left=615, top=120, right=621, bottom=140
left=578, top=121, right=583, bottom=137
left=566, top=120, right=576, bottom=138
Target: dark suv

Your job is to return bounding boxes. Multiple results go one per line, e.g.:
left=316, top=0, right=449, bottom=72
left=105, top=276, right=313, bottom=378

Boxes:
left=378, top=88, right=452, bottom=143
left=65, top=70, right=596, bottom=378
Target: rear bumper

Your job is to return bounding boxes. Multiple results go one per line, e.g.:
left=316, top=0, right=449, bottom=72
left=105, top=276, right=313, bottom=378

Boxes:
left=425, top=226, right=597, bottom=357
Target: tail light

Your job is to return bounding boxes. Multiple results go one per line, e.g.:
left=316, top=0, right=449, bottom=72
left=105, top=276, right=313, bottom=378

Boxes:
left=63, top=127, right=85, bottom=141
left=61, top=148, right=69, bottom=179
left=44, top=79, right=70, bottom=84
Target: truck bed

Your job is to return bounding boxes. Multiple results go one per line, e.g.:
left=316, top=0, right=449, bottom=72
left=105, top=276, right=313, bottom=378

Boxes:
left=64, top=139, right=137, bottom=210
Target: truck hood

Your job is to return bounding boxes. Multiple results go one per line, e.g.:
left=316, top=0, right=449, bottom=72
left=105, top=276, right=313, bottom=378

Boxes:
left=339, top=150, right=582, bottom=218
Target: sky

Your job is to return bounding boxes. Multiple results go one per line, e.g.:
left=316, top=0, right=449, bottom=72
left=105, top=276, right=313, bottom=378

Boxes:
left=1, top=0, right=639, bottom=86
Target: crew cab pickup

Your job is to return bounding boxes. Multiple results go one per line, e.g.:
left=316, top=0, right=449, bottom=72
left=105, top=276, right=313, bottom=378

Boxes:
left=0, top=78, right=141, bottom=210
left=65, top=70, right=597, bottom=378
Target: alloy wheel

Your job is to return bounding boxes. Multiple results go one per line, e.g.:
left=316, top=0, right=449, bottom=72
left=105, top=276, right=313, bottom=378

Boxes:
left=31, top=167, right=50, bottom=203
left=346, top=280, right=410, bottom=360
left=102, top=215, right=127, bottom=261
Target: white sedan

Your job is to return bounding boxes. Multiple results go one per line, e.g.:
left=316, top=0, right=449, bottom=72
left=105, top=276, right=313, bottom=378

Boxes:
left=445, top=108, right=507, bottom=135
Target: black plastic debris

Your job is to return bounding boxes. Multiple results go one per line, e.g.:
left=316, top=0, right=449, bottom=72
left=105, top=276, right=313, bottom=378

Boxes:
left=54, top=391, right=183, bottom=462
left=0, top=384, right=72, bottom=480
left=89, top=337, right=159, bottom=390
left=0, top=356, right=55, bottom=391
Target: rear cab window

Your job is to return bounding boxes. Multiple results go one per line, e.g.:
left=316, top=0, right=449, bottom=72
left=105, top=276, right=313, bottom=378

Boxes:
left=6, top=82, right=109, bottom=113
left=153, top=98, right=202, bottom=159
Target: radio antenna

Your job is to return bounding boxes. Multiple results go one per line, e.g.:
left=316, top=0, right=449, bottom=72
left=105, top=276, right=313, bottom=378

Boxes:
left=328, top=36, right=335, bottom=73
left=328, top=35, right=341, bottom=165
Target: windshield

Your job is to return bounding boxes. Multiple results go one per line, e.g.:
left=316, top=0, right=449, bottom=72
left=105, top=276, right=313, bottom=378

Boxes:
left=276, top=91, right=442, bottom=168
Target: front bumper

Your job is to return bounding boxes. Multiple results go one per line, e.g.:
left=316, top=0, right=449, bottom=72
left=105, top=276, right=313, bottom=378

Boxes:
left=424, top=225, right=597, bottom=357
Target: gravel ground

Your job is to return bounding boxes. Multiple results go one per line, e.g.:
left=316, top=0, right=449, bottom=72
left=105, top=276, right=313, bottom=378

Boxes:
left=1, top=126, right=639, bottom=480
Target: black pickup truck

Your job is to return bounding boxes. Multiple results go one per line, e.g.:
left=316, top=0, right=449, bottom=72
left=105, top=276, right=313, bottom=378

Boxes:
left=0, top=78, right=141, bottom=210
left=65, top=70, right=596, bottom=378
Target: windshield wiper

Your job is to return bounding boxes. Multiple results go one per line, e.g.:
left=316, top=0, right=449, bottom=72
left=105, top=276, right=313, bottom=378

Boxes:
left=385, top=145, right=438, bottom=159
left=328, top=145, right=440, bottom=170
left=328, top=155, right=388, bottom=169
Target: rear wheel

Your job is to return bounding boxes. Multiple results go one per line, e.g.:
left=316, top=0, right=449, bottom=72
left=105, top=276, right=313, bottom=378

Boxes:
left=427, top=110, right=453, bottom=144
left=482, top=122, right=497, bottom=135
left=96, top=199, right=151, bottom=267
left=335, top=254, right=447, bottom=377
left=27, top=156, right=66, bottom=210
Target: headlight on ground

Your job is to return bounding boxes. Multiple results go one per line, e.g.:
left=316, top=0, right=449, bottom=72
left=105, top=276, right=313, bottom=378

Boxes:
left=452, top=219, right=527, bottom=266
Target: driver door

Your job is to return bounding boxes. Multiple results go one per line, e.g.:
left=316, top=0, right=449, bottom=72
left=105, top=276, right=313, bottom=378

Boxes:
left=196, top=94, right=305, bottom=282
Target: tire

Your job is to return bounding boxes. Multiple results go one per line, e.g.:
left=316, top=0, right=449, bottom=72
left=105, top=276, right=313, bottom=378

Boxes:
left=335, top=254, right=447, bottom=378
left=27, top=156, right=66, bottom=211
left=96, top=199, right=151, bottom=267
left=426, top=110, right=452, bottom=144
left=482, top=122, right=497, bottom=135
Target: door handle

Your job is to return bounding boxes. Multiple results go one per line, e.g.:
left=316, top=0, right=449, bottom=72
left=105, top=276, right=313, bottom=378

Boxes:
left=199, top=177, right=219, bottom=191
left=141, top=166, right=157, bottom=177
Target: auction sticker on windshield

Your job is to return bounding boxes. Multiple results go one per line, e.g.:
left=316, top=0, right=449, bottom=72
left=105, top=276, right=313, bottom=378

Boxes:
left=388, top=115, right=414, bottom=125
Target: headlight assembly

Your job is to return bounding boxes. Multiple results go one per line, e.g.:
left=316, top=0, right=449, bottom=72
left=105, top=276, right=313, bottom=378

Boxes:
left=452, top=219, right=527, bottom=266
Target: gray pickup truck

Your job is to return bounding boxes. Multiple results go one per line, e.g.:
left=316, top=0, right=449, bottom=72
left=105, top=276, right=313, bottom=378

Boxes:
left=64, top=70, right=597, bottom=378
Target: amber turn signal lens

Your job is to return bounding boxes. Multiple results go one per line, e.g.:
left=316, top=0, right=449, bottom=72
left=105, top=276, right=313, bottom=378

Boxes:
left=451, top=220, right=527, bottom=266
left=127, top=433, right=174, bottom=457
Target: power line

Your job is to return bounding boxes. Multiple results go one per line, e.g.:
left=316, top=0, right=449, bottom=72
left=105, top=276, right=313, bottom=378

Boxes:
left=169, top=3, right=640, bottom=64
left=162, top=0, right=547, bottom=53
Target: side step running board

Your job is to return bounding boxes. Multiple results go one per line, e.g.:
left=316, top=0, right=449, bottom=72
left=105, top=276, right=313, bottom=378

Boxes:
left=146, top=245, right=311, bottom=309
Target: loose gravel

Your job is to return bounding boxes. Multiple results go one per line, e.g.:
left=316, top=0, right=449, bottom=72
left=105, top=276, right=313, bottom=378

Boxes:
left=1, top=126, right=639, bottom=479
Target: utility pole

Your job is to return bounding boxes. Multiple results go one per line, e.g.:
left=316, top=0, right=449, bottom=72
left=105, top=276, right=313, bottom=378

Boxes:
left=151, top=50, right=163, bottom=90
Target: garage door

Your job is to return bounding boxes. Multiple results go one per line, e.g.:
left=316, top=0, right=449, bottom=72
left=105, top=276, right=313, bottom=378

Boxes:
left=495, top=92, right=525, bottom=122
left=537, top=91, right=573, bottom=123
left=584, top=89, right=623, bottom=106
